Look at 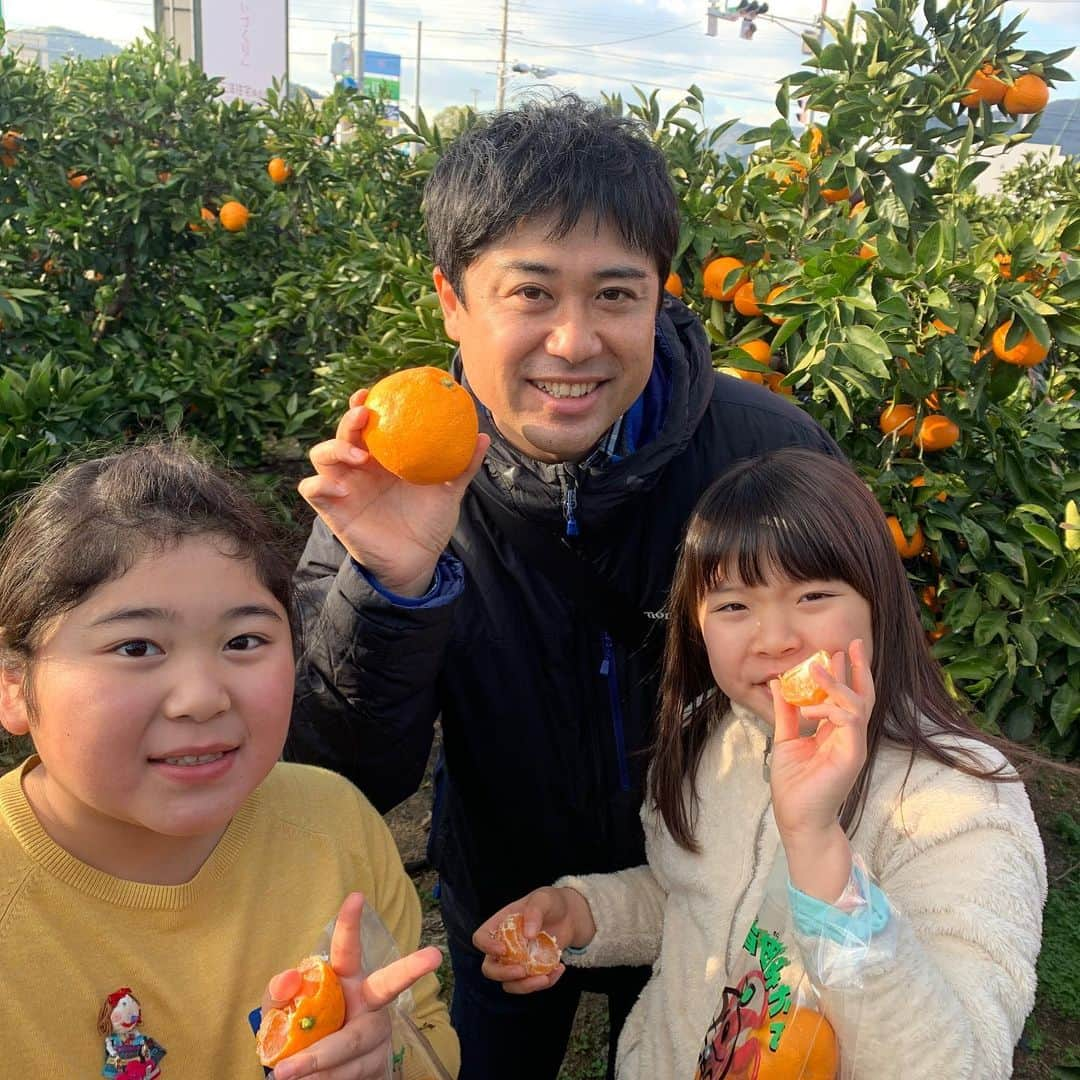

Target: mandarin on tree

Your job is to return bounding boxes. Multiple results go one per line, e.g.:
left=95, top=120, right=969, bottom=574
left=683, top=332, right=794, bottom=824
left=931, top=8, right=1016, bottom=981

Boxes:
left=764, top=284, right=791, bottom=325
left=267, top=156, right=292, bottom=183
left=821, top=185, right=851, bottom=203
left=739, top=338, right=772, bottom=364
left=1003, top=72, right=1050, bottom=114
left=664, top=271, right=684, bottom=297
left=363, top=365, right=479, bottom=485
left=992, top=319, right=1050, bottom=366
left=915, top=414, right=960, bottom=452
left=887, top=516, right=926, bottom=559
left=703, top=256, right=746, bottom=301
left=718, top=367, right=767, bottom=384
left=960, top=64, right=1006, bottom=107
left=255, top=956, right=346, bottom=1068
left=733, top=280, right=764, bottom=317
left=219, top=200, right=250, bottom=231
left=879, top=403, right=917, bottom=436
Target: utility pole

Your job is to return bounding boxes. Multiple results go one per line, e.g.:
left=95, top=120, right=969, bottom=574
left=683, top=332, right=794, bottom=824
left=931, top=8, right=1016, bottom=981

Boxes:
left=411, top=20, right=422, bottom=159
left=355, top=0, right=365, bottom=89
left=495, top=0, right=509, bottom=111
left=414, top=21, right=422, bottom=116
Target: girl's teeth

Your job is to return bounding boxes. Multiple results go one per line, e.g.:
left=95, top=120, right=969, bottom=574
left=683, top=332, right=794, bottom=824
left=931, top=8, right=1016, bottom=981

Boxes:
left=163, top=752, right=225, bottom=766
left=535, top=381, right=598, bottom=399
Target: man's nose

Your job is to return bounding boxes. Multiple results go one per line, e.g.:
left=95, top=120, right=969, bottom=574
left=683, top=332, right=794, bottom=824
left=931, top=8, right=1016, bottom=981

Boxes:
left=545, top=305, right=603, bottom=365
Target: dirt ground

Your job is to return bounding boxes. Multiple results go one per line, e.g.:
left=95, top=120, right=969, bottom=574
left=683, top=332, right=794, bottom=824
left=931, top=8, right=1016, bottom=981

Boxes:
left=385, top=731, right=1080, bottom=1079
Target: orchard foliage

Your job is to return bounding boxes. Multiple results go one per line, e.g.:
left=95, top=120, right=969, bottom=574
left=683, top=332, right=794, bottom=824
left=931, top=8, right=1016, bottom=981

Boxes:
left=0, top=32, right=424, bottom=489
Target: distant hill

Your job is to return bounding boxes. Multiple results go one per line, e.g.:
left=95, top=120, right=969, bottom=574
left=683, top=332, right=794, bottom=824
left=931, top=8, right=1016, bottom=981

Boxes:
left=3, top=26, right=121, bottom=68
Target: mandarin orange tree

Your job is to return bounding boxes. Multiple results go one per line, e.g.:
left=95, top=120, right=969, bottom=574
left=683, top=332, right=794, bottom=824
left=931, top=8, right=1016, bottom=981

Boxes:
left=0, top=31, right=421, bottom=503
left=592, top=0, right=1079, bottom=758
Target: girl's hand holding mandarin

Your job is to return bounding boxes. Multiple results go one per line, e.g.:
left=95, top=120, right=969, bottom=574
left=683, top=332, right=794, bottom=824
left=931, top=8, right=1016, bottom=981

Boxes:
left=768, top=638, right=875, bottom=902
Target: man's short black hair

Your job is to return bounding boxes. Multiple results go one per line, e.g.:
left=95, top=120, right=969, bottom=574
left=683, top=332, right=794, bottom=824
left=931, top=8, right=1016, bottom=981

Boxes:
left=423, top=94, right=680, bottom=302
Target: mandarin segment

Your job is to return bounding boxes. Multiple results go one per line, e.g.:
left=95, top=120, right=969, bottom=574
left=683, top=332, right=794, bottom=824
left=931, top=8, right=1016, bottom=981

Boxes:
left=491, top=912, right=561, bottom=976
left=777, top=650, right=831, bottom=707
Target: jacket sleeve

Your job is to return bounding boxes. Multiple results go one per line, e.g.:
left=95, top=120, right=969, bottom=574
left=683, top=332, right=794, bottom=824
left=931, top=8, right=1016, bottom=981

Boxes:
left=553, top=864, right=667, bottom=970
left=286, top=518, right=460, bottom=812
left=802, top=763, right=1046, bottom=1080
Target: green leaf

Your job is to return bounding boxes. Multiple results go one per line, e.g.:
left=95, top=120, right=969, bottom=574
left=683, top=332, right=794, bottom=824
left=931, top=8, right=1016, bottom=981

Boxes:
left=1046, top=613, right=1080, bottom=649
left=915, top=222, right=944, bottom=274
left=1022, top=522, right=1063, bottom=556
left=876, top=235, right=914, bottom=277
left=1050, top=684, right=1080, bottom=737
left=959, top=518, right=991, bottom=560
left=974, top=611, right=1008, bottom=647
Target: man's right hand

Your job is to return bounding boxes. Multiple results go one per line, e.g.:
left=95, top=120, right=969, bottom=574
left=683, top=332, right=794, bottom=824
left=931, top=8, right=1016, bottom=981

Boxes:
left=298, top=387, right=490, bottom=597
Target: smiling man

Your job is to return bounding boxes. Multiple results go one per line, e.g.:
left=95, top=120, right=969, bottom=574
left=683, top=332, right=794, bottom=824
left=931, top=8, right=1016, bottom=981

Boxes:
left=289, top=95, right=840, bottom=1080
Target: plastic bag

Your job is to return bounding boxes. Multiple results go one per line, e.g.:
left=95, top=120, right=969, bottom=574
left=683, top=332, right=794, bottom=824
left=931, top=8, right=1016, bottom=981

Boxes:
left=693, top=853, right=885, bottom=1080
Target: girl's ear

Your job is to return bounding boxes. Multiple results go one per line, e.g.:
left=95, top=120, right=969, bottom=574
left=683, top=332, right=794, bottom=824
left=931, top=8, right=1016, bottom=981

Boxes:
left=0, top=667, right=30, bottom=736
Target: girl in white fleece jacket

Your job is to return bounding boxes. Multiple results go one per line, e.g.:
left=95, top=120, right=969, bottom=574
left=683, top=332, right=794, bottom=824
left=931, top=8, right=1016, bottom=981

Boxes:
left=475, top=447, right=1046, bottom=1080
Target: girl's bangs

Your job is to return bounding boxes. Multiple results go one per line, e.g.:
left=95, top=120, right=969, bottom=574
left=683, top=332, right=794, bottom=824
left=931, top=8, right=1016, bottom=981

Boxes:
left=691, top=490, right=859, bottom=594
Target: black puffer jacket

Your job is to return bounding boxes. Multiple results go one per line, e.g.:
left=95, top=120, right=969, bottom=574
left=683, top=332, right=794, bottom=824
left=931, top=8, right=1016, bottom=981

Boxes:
left=288, top=296, right=840, bottom=925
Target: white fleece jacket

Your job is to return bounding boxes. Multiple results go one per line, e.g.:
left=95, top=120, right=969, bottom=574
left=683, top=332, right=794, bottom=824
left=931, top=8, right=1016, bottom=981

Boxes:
left=558, top=707, right=1046, bottom=1080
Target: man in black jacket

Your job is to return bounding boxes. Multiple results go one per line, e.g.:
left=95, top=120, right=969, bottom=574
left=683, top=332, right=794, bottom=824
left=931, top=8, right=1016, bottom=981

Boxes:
left=289, top=96, right=839, bottom=1079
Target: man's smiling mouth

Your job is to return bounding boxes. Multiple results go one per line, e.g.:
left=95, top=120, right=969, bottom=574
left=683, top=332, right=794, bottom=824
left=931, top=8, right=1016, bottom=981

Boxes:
left=532, top=380, right=600, bottom=399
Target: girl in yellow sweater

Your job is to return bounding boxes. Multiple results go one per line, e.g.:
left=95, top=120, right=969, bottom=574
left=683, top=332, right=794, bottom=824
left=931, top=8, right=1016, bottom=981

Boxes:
left=0, top=440, right=458, bottom=1080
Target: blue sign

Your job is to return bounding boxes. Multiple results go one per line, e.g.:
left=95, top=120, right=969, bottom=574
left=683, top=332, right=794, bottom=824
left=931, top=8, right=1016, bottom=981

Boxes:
left=364, top=50, right=401, bottom=78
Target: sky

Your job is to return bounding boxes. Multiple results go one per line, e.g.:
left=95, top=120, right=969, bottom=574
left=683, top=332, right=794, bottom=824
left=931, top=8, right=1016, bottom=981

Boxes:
left=3, top=0, right=1078, bottom=129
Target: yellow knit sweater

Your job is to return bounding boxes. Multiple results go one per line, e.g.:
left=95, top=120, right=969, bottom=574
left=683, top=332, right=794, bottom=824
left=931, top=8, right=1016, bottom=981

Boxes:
left=0, top=758, right=459, bottom=1079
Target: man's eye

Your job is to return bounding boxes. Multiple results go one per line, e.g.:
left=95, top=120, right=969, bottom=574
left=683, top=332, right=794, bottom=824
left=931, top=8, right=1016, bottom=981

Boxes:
left=115, top=640, right=161, bottom=658
left=599, top=288, right=630, bottom=302
left=226, top=634, right=266, bottom=651
left=518, top=286, right=548, bottom=301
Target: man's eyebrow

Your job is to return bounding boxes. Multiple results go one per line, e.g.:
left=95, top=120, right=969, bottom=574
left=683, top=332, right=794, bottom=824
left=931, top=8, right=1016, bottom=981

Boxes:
left=495, top=260, right=650, bottom=281
left=87, top=605, right=283, bottom=627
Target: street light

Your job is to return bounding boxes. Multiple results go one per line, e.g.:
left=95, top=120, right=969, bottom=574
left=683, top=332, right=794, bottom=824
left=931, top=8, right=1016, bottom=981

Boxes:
left=511, top=62, right=556, bottom=79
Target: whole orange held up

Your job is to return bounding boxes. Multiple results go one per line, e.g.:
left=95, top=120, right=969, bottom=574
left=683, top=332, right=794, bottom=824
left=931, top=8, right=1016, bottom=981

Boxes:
left=490, top=913, right=561, bottom=976
left=363, top=366, right=479, bottom=485
left=255, top=955, right=346, bottom=1068
left=778, top=649, right=832, bottom=707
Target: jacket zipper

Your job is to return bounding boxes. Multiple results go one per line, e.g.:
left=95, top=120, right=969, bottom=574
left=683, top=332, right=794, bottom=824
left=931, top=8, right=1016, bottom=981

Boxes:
left=563, top=482, right=579, bottom=537
left=599, top=630, right=631, bottom=791
left=724, top=737, right=775, bottom=972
